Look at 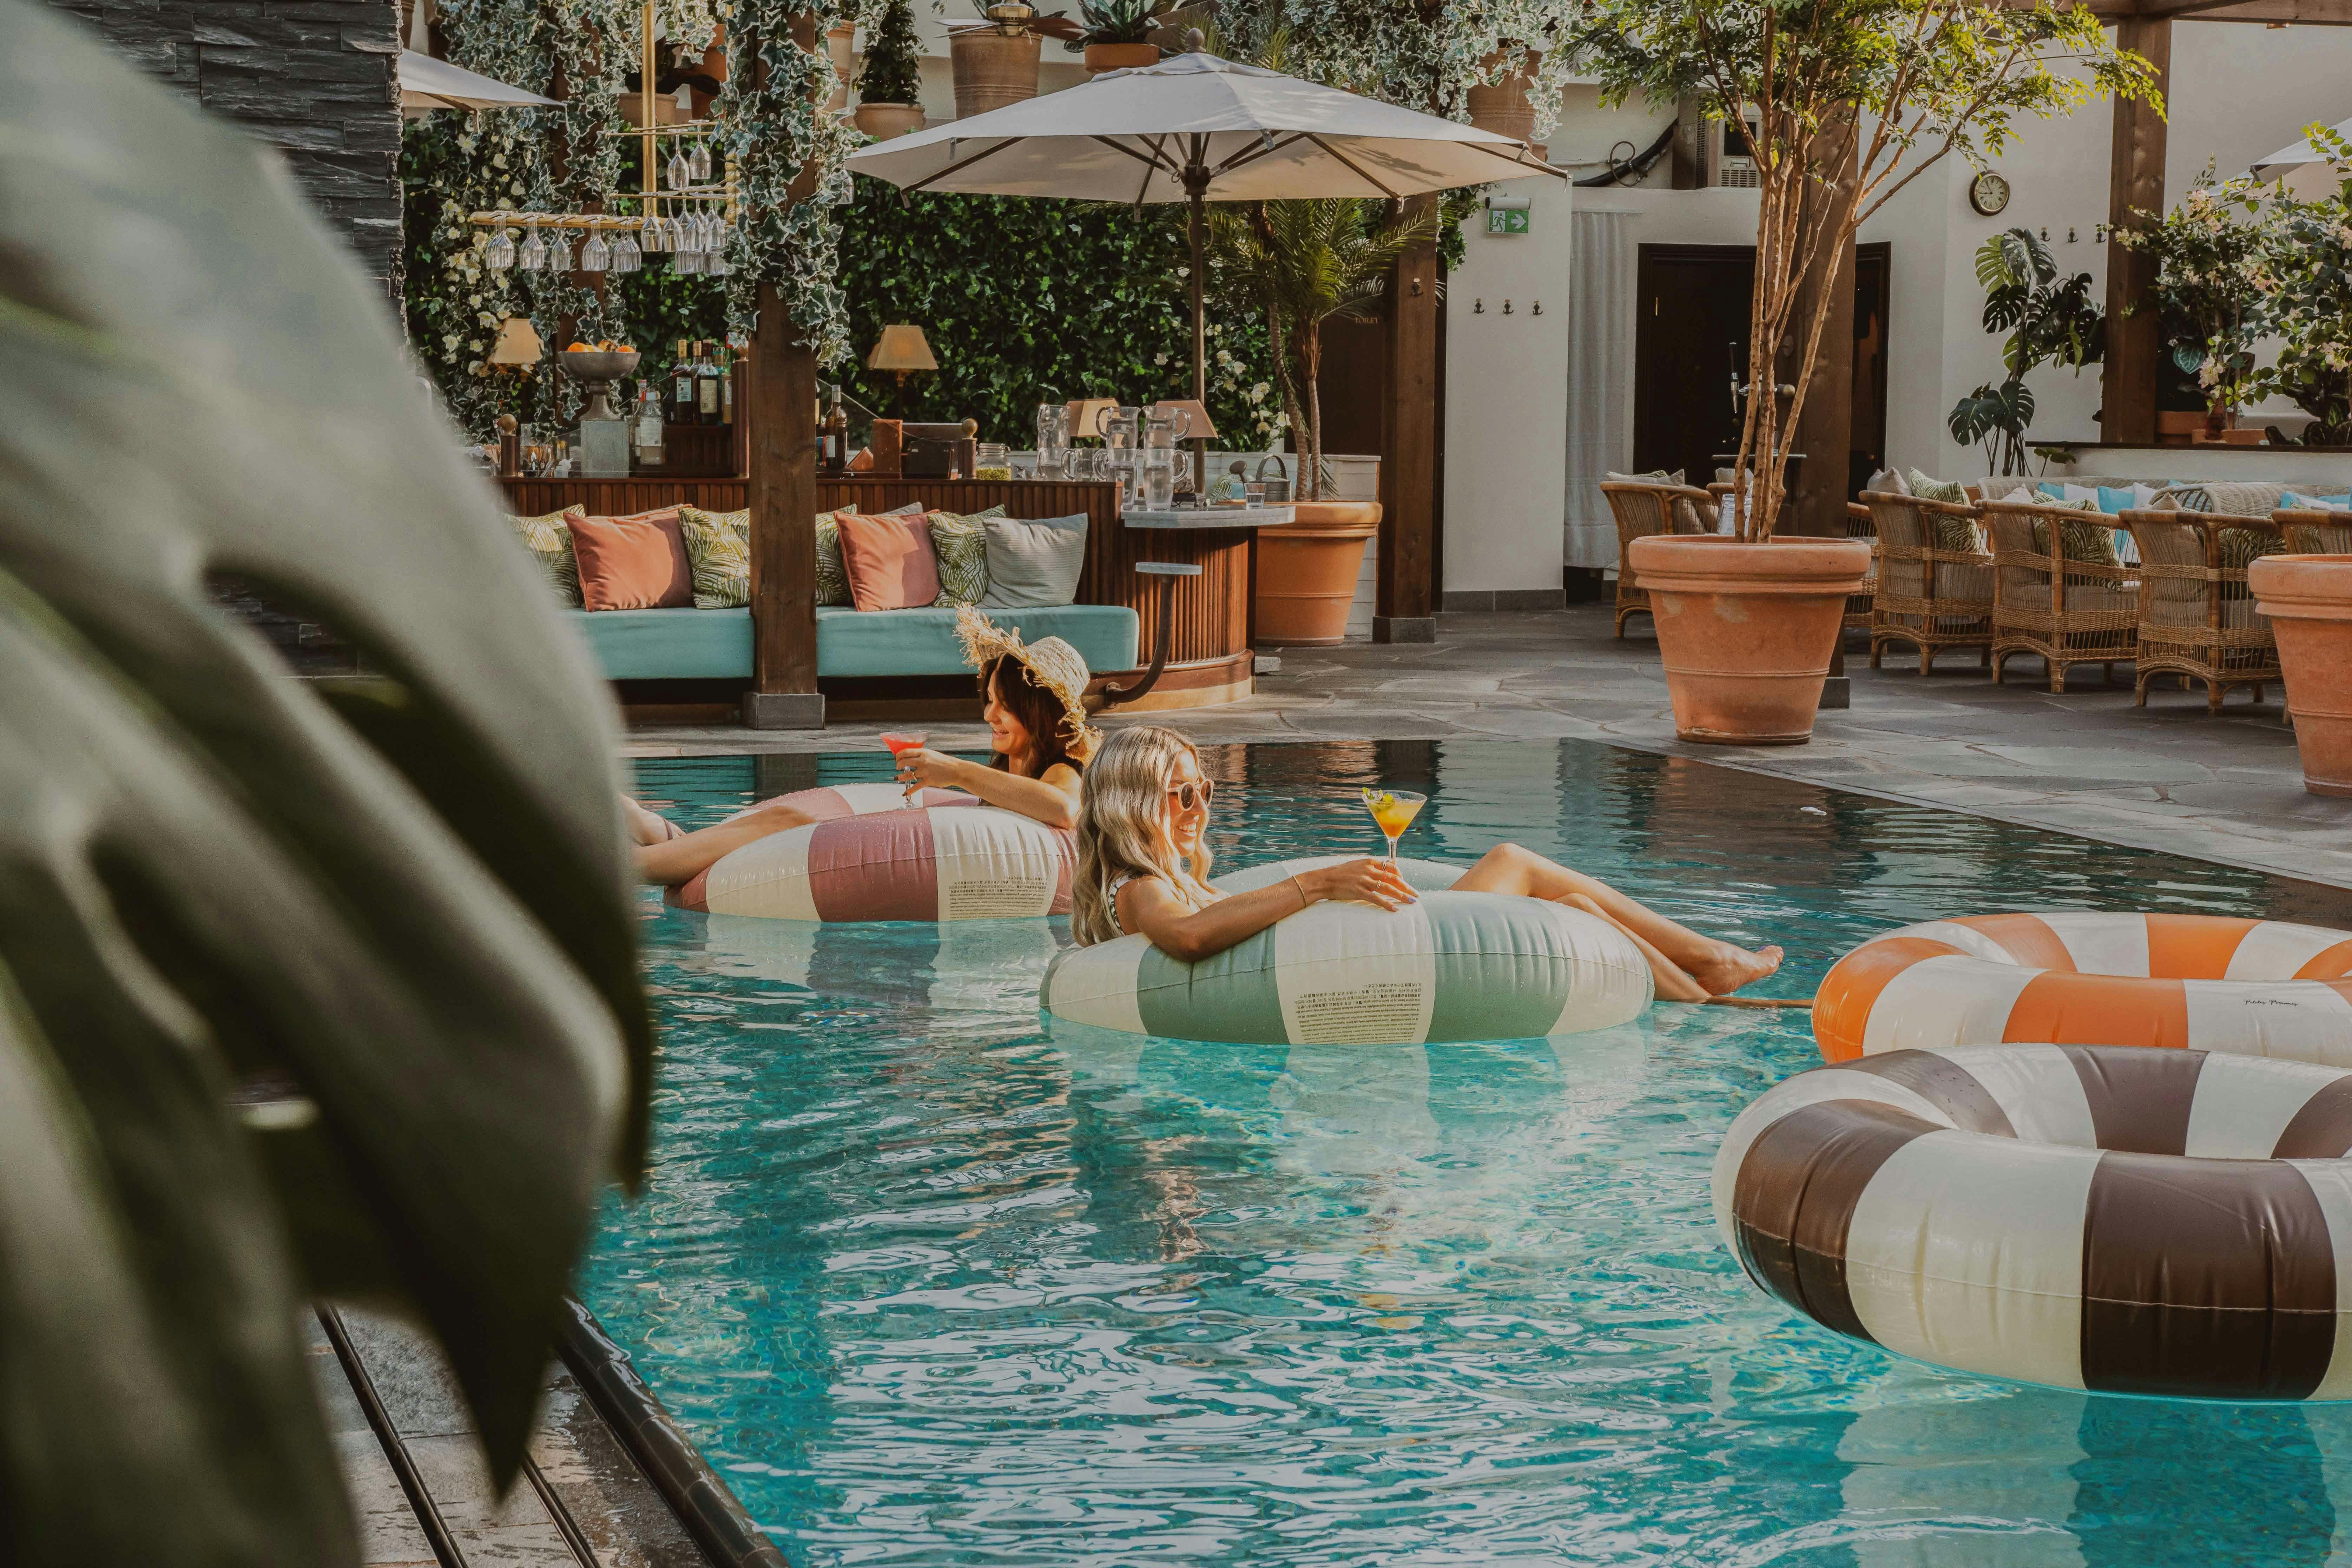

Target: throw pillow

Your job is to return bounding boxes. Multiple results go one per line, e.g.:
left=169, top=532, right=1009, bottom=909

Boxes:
left=978, top=513, right=1089, bottom=608
left=567, top=508, right=694, bottom=611
left=815, top=500, right=923, bottom=606
left=927, top=505, right=1005, bottom=608
left=2026, top=496, right=2123, bottom=567
left=1607, top=468, right=1686, bottom=486
left=836, top=510, right=943, bottom=611
left=1866, top=468, right=1909, bottom=496
left=1907, top=470, right=1969, bottom=505
left=679, top=506, right=751, bottom=609
left=1911, top=472, right=1982, bottom=554
left=2218, top=527, right=2286, bottom=571
left=507, top=507, right=584, bottom=606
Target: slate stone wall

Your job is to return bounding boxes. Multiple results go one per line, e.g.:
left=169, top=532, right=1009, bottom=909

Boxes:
left=53, top=0, right=404, bottom=296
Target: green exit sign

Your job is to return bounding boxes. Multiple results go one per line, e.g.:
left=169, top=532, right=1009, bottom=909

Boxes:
left=1487, top=207, right=1531, bottom=235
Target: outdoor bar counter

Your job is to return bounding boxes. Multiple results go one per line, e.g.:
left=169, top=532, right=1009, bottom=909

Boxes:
left=496, top=474, right=1263, bottom=710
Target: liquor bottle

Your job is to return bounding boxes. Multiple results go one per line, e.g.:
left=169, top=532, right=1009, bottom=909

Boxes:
left=819, top=384, right=848, bottom=474
left=719, top=341, right=735, bottom=427
left=670, top=339, right=694, bottom=426
left=633, top=383, right=665, bottom=469
left=696, top=339, right=722, bottom=425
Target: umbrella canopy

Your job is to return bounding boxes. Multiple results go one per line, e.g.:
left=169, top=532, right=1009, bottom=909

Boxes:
left=2252, top=117, right=2352, bottom=198
left=847, top=52, right=1563, bottom=402
left=399, top=51, right=559, bottom=118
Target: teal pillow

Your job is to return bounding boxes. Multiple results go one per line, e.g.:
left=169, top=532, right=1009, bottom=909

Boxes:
left=2283, top=491, right=2352, bottom=511
left=2097, top=486, right=2137, bottom=515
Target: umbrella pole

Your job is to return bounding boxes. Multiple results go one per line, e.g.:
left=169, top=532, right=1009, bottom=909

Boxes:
left=1188, top=186, right=1206, bottom=406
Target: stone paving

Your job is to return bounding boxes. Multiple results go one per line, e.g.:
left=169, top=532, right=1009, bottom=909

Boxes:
left=622, top=602, right=2352, bottom=891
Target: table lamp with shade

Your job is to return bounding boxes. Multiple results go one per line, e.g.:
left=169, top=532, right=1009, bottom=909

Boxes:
left=867, top=323, right=937, bottom=416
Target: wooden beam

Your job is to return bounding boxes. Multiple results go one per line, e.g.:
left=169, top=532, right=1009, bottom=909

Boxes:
left=2099, top=14, right=2170, bottom=447
left=1374, top=195, right=1438, bottom=644
left=743, top=10, right=824, bottom=729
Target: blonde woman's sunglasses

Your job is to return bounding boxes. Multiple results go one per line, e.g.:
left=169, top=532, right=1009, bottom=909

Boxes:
left=1168, top=779, right=1215, bottom=812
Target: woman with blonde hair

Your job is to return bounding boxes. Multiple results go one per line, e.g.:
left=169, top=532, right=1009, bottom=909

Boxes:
left=1072, top=726, right=1781, bottom=1001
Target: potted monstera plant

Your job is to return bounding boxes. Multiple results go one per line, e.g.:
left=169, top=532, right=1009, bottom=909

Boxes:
left=1582, top=0, right=2153, bottom=744
left=854, top=0, right=927, bottom=140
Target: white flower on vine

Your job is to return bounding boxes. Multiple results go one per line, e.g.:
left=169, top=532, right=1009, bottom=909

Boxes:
left=1154, top=352, right=1168, bottom=366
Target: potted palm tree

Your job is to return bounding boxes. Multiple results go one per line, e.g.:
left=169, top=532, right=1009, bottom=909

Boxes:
left=1210, top=197, right=1436, bottom=645
left=854, top=0, right=927, bottom=140
left=947, top=3, right=1063, bottom=118
left=1581, top=0, right=2155, bottom=743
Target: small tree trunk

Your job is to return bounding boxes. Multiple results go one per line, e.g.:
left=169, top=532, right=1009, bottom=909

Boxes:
left=1303, top=322, right=1325, bottom=502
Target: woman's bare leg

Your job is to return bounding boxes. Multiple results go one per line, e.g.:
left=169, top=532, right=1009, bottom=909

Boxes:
left=1559, top=892, right=1710, bottom=1002
left=620, top=795, right=679, bottom=847
left=631, top=804, right=814, bottom=886
left=1454, top=843, right=1782, bottom=995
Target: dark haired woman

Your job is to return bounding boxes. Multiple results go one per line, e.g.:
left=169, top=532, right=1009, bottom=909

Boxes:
left=889, top=609, right=1096, bottom=829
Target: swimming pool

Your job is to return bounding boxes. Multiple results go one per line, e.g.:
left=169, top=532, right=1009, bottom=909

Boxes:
left=589, top=739, right=2352, bottom=1567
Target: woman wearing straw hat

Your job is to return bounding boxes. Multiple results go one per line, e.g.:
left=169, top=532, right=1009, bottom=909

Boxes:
left=890, top=608, right=1099, bottom=830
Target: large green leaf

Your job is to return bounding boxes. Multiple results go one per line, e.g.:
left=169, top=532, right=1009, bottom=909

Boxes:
left=0, top=0, right=650, bottom=1552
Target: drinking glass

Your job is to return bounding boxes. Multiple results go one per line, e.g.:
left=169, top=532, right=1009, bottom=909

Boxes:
left=517, top=225, right=547, bottom=271
left=546, top=229, right=574, bottom=270
left=673, top=247, right=704, bottom=276
left=612, top=231, right=641, bottom=272
left=483, top=225, right=516, bottom=270
left=666, top=150, right=691, bottom=190
left=1360, top=788, right=1427, bottom=866
left=1141, top=453, right=1174, bottom=510
left=578, top=229, right=611, bottom=272
left=1170, top=449, right=1194, bottom=495
left=688, top=140, right=713, bottom=182
left=883, top=730, right=930, bottom=797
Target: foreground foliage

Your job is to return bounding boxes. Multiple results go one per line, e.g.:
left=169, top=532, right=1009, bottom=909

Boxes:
left=1, top=2, right=649, bottom=1559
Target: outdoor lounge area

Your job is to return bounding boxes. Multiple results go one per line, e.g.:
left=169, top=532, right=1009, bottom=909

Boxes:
left=31, top=0, right=2352, bottom=1563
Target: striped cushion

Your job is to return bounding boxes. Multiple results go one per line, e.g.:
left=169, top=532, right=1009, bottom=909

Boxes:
left=679, top=506, right=750, bottom=609
left=1043, top=888, right=1652, bottom=1045
left=1716, top=1042, right=2352, bottom=1399
left=507, top=507, right=584, bottom=606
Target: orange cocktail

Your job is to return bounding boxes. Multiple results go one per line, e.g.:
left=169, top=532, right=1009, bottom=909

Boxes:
left=1361, top=788, right=1427, bottom=865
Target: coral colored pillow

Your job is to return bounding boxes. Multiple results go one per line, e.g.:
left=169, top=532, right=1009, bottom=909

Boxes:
left=568, top=507, right=693, bottom=611
left=835, top=510, right=941, bottom=611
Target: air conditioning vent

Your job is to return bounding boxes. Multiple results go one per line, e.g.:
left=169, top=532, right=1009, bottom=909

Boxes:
left=1712, top=114, right=1763, bottom=188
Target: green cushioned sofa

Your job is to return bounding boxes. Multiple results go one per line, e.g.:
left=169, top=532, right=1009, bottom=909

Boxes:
left=567, top=605, right=1140, bottom=683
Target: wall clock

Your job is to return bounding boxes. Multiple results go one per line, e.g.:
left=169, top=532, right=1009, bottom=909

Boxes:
left=1969, top=171, right=2010, bottom=217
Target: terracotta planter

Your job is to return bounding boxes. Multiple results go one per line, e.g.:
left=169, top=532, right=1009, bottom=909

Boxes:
left=2251, top=554, right=2352, bottom=795
left=824, top=23, right=855, bottom=113
left=1466, top=47, right=1540, bottom=143
left=1626, top=534, right=1873, bottom=744
left=853, top=101, right=926, bottom=140
left=1255, top=500, right=1379, bottom=646
left=951, top=27, right=1040, bottom=117
left=1083, top=41, right=1159, bottom=74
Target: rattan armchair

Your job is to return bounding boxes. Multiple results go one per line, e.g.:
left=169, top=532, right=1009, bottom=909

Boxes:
left=2276, top=508, right=2352, bottom=555
left=1843, top=501, right=1880, bottom=636
left=1865, top=491, right=1993, bottom=674
left=2111, top=508, right=2282, bottom=712
left=1979, top=496, right=2138, bottom=692
left=1601, top=481, right=1717, bottom=638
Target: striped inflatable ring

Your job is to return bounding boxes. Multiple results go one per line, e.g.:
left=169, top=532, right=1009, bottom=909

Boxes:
left=1815, top=911, right=2352, bottom=1066
left=1042, top=855, right=1652, bottom=1045
left=1717, top=1042, right=2352, bottom=1400
left=672, top=784, right=1073, bottom=922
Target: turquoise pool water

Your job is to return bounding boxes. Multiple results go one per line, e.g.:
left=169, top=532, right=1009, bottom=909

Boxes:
left=589, top=740, right=2352, bottom=1567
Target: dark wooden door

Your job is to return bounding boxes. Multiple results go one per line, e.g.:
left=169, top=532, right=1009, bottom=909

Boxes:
left=1633, top=245, right=1755, bottom=485
left=1633, top=242, right=1892, bottom=500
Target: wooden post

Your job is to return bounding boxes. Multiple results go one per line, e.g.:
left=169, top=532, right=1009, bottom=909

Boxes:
left=1374, top=194, right=1439, bottom=644
left=1787, top=117, right=1857, bottom=541
left=742, top=12, right=825, bottom=729
left=2100, top=14, right=2170, bottom=447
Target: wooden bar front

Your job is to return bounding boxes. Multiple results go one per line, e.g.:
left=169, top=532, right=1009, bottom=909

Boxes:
left=498, top=475, right=1255, bottom=713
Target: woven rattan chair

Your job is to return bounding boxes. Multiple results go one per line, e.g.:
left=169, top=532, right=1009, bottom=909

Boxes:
left=2276, top=508, right=2352, bottom=555
left=1843, top=501, right=1880, bottom=636
left=1602, top=481, right=1716, bottom=638
left=1979, top=496, right=2139, bottom=692
left=2111, top=508, right=2281, bottom=713
left=1865, top=491, right=1993, bottom=674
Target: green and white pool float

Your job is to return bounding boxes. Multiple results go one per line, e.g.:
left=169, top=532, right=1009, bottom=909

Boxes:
left=1042, top=855, right=1653, bottom=1045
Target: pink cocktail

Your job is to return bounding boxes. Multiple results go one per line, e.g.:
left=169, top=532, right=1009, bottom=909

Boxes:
left=880, top=730, right=929, bottom=758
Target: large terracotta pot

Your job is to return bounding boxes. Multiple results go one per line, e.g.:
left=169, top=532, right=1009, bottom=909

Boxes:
left=852, top=101, right=926, bottom=140
left=1255, top=500, right=1379, bottom=647
left=1466, top=47, right=1540, bottom=143
left=2251, top=554, right=2352, bottom=795
left=1626, top=534, right=1873, bottom=744
left=950, top=26, right=1040, bottom=117
left=1084, top=41, right=1159, bottom=74
left=824, top=23, right=855, bottom=113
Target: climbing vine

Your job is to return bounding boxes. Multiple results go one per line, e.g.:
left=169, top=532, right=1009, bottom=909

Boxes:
left=1268, top=0, right=1580, bottom=135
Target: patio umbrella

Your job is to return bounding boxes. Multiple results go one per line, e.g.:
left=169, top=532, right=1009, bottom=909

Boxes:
left=398, top=51, right=560, bottom=118
left=845, top=52, right=1564, bottom=402
left=2251, top=116, right=2352, bottom=198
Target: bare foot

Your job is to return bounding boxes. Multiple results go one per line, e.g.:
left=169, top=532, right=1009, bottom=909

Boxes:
left=1691, top=943, right=1783, bottom=997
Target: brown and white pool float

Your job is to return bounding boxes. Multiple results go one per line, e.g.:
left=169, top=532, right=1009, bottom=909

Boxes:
left=670, top=784, right=1074, bottom=922
left=1814, top=912, right=2352, bottom=1066
left=1717, top=1042, right=2352, bottom=1399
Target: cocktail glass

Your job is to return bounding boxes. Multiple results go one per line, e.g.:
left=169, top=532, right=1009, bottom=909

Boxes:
left=884, top=730, right=930, bottom=797
left=1361, top=788, right=1427, bottom=866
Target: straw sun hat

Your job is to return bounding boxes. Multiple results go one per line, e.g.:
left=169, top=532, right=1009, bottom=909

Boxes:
left=954, top=606, right=1102, bottom=758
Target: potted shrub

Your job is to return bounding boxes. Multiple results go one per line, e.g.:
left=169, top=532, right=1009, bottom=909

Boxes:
left=853, top=0, right=927, bottom=140
left=825, top=21, right=856, bottom=113
left=1210, top=197, right=1436, bottom=646
left=947, top=4, right=1057, bottom=118
left=1582, top=0, right=2154, bottom=743
left=2118, top=165, right=2271, bottom=438
left=1466, top=44, right=1540, bottom=147
left=1068, top=0, right=1165, bottom=74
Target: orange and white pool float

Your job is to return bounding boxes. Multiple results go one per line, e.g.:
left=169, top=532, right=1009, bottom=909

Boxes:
left=1814, top=911, right=2352, bottom=1066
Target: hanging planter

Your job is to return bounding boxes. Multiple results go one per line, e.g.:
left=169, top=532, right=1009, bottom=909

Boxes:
left=1466, top=46, right=1540, bottom=145
left=950, top=23, right=1041, bottom=116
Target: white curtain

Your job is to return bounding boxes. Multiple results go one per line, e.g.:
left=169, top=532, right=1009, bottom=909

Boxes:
left=1563, top=210, right=1635, bottom=570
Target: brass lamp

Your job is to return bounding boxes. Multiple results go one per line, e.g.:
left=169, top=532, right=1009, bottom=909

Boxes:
left=868, top=323, right=937, bottom=415
left=1066, top=397, right=1120, bottom=442
left=1151, top=398, right=1218, bottom=441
